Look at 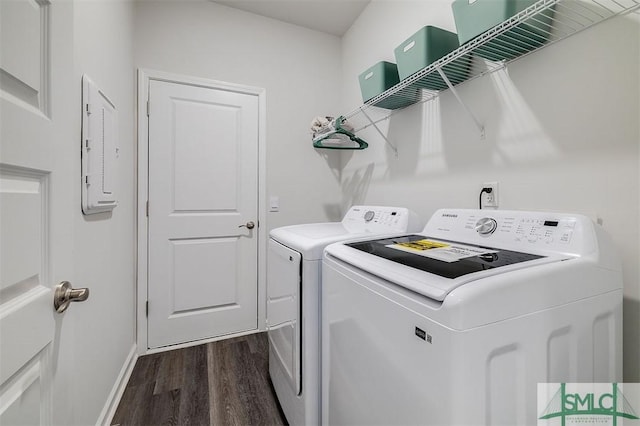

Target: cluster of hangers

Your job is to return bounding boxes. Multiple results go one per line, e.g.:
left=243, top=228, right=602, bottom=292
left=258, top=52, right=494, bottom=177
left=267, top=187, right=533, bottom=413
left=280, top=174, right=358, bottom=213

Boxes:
left=312, top=116, right=369, bottom=150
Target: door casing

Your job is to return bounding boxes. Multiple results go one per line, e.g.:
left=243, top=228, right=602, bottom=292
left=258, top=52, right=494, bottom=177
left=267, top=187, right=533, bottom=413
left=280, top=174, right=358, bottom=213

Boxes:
left=136, top=69, right=267, bottom=354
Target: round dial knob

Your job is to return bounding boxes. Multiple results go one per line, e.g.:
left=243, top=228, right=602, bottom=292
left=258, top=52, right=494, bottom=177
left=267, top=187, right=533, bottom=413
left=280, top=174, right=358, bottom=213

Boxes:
left=364, top=210, right=375, bottom=222
left=475, top=217, right=498, bottom=235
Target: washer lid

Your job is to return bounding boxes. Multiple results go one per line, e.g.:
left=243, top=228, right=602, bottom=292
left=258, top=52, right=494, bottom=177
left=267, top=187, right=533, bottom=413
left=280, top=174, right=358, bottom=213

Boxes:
left=347, top=235, right=543, bottom=279
left=326, top=235, right=569, bottom=301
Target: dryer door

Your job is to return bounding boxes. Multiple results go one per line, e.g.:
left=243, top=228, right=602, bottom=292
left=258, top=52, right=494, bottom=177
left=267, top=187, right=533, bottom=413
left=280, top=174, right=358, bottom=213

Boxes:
left=267, top=238, right=302, bottom=394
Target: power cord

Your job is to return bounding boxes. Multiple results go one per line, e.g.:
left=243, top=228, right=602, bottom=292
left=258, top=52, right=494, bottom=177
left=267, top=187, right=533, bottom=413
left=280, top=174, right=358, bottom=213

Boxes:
left=479, top=187, right=493, bottom=209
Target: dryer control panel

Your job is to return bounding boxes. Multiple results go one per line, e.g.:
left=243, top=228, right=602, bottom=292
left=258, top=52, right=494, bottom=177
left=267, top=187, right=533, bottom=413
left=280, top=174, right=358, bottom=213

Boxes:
left=423, top=209, right=596, bottom=256
left=342, top=206, right=422, bottom=234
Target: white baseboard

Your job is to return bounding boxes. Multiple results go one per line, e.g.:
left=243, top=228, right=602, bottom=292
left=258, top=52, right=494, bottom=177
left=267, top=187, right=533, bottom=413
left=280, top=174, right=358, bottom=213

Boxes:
left=97, top=344, right=138, bottom=426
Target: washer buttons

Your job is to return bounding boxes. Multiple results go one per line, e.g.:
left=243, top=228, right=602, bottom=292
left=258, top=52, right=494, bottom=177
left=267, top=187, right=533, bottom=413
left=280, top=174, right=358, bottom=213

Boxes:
left=475, top=217, right=498, bottom=235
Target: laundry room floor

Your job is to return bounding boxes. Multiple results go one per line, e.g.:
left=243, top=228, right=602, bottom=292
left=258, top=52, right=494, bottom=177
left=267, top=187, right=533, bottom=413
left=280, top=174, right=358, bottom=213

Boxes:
left=111, top=332, right=287, bottom=425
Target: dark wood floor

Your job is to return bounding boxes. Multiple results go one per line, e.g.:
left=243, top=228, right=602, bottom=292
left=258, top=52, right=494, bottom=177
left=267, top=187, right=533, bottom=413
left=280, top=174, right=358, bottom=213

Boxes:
left=111, top=332, right=288, bottom=426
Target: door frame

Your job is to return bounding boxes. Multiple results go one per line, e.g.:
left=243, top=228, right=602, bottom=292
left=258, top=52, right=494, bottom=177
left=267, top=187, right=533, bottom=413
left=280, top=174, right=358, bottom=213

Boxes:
left=136, top=69, right=267, bottom=354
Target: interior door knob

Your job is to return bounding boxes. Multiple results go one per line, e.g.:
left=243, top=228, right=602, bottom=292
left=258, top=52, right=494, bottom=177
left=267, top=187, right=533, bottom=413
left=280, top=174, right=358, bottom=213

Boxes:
left=54, top=281, right=90, bottom=313
left=239, top=221, right=255, bottom=229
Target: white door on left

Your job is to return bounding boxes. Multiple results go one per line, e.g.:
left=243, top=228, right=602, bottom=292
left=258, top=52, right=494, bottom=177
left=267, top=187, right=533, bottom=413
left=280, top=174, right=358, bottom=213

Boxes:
left=0, top=1, right=77, bottom=424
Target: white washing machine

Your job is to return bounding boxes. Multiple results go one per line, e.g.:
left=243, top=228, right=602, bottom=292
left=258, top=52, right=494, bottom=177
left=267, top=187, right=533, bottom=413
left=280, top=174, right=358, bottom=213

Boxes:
left=267, top=206, right=421, bottom=426
left=322, top=209, right=622, bottom=426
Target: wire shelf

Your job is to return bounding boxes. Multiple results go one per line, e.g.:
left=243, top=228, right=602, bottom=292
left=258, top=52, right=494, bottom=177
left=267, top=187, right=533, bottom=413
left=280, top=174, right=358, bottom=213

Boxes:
left=341, top=0, right=640, bottom=133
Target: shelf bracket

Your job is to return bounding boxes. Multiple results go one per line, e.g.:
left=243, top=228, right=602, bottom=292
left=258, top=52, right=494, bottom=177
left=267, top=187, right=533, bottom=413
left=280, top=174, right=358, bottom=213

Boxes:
left=360, top=108, right=399, bottom=157
left=435, top=67, right=486, bottom=140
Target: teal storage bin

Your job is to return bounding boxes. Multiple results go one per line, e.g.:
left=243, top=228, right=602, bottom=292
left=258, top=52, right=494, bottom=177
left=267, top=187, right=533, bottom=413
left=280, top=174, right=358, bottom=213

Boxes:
left=452, top=0, right=554, bottom=61
left=358, top=61, right=416, bottom=109
left=358, top=61, right=399, bottom=102
left=394, top=26, right=469, bottom=91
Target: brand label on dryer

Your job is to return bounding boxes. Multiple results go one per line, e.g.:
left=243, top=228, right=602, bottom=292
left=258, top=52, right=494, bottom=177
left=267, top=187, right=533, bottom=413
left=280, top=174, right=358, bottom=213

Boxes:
left=415, top=327, right=432, bottom=343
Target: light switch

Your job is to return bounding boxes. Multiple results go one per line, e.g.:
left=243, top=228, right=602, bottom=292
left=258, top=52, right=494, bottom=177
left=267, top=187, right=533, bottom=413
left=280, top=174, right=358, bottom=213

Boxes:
left=270, top=196, right=279, bottom=212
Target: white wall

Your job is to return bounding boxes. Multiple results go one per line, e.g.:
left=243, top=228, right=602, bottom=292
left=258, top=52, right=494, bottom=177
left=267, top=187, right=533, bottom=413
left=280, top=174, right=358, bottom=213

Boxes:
left=72, top=1, right=137, bottom=424
left=133, top=0, right=344, bottom=229
left=340, top=1, right=640, bottom=381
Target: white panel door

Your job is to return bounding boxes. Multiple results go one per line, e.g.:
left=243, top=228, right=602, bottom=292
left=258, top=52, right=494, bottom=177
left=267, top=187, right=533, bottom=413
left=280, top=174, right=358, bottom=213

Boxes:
left=147, top=79, right=259, bottom=348
left=0, top=0, right=76, bottom=424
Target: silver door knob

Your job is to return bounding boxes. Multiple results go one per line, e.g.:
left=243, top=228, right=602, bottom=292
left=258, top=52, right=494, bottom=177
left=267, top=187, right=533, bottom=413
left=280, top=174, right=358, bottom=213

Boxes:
left=239, top=221, right=255, bottom=229
left=54, top=281, right=89, bottom=313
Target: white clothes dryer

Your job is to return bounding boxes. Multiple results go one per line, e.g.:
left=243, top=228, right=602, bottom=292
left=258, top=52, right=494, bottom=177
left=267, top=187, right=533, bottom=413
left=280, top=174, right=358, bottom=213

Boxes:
left=267, top=206, right=421, bottom=426
left=322, top=209, right=623, bottom=426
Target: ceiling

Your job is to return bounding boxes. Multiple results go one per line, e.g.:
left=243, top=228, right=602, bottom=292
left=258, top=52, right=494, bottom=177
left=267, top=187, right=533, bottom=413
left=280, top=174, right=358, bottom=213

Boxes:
left=212, top=0, right=371, bottom=36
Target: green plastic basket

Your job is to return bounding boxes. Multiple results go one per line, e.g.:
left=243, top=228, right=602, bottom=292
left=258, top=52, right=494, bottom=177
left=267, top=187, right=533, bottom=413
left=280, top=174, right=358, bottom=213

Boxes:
left=452, top=0, right=555, bottom=61
left=394, top=25, right=470, bottom=91
left=358, top=61, right=417, bottom=109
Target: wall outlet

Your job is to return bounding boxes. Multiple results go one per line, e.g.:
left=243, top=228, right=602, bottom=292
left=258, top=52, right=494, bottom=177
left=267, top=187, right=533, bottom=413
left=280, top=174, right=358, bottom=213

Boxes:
left=482, top=182, right=499, bottom=208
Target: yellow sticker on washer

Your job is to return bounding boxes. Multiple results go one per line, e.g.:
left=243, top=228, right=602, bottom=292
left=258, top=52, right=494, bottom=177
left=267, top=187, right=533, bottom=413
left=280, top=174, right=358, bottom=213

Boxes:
left=394, top=239, right=449, bottom=251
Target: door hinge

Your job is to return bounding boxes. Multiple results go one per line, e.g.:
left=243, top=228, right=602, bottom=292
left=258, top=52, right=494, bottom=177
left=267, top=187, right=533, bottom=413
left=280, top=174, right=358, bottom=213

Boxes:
left=146, top=100, right=150, bottom=117
left=146, top=301, right=149, bottom=317
left=86, top=103, right=92, bottom=116
left=146, top=200, right=149, bottom=217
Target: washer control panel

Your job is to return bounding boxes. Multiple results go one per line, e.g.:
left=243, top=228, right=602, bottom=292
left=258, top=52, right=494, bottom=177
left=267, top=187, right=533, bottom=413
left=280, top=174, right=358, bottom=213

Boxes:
left=423, top=209, right=593, bottom=255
